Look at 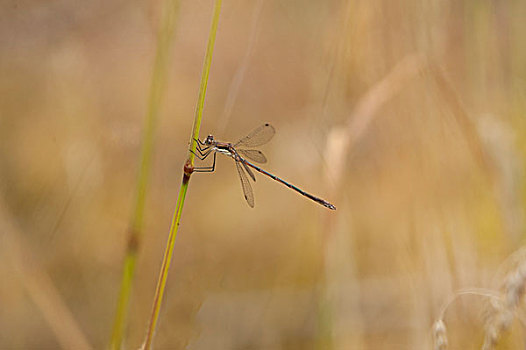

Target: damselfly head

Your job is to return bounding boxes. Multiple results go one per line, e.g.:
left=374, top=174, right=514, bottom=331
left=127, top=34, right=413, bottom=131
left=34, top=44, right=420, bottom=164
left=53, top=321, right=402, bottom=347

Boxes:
left=204, top=135, right=214, bottom=145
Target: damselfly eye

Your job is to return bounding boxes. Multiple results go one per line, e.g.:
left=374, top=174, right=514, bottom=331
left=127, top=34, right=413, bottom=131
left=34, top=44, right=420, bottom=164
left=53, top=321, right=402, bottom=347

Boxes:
left=205, top=135, right=214, bottom=145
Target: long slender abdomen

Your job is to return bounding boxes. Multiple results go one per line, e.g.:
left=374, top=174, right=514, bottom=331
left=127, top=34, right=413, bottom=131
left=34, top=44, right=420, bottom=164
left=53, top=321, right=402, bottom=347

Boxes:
left=243, top=160, right=336, bottom=210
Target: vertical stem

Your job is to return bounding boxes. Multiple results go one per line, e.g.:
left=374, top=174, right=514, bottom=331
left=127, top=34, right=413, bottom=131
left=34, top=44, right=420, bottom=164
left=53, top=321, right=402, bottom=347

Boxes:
left=141, top=1, right=222, bottom=349
left=109, top=1, right=179, bottom=349
left=141, top=182, right=189, bottom=350
left=188, top=0, right=223, bottom=164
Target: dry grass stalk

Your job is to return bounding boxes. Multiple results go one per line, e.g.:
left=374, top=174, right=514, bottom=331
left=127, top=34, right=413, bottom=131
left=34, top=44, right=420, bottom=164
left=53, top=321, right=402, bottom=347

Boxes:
left=433, top=251, right=526, bottom=349
left=432, top=319, right=448, bottom=350
left=321, top=53, right=427, bottom=348
left=321, top=54, right=507, bottom=348
left=482, top=258, right=526, bottom=349
left=324, top=53, right=427, bottom=193
left=432, top=289, right=501, bottom=349
left=0, top=199, right=92, bottom=350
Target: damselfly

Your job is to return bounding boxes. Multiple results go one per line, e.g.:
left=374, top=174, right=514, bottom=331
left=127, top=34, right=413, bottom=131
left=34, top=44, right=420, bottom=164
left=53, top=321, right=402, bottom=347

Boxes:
left=192, top=123, right=336, bottom=210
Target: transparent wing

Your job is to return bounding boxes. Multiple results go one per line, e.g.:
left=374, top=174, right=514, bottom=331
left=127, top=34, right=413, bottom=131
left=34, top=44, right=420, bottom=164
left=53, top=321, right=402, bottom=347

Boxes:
left=235, top=161, right=255, bottom=208
left=234, top=123, right=275, bottom=148
left=237, top=149, right=267, bottom=164
left=241, top=160, right=256, bottom=181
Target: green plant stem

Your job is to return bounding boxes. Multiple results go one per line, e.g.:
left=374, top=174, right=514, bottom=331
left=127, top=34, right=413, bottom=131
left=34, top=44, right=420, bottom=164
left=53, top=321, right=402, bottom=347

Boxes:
left=141, top=1, right=222, bottom=349
left=109, top=1, right=179, bottom=349
left=188, top=0, right=223, bottom=164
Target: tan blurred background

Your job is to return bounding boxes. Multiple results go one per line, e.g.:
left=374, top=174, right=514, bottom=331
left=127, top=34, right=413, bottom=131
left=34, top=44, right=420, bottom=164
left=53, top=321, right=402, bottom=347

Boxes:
left=1, top=0, right=526, bottom=349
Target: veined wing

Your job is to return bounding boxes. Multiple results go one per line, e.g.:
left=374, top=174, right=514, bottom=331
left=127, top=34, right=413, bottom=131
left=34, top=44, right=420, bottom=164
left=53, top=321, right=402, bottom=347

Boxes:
left=235, top=161, right=255, bottom=208
left=237, top=149, right=267, bottom=163
left=240, top=159, right=256, bottom=181
left=234, top=123, right=275, bottom=148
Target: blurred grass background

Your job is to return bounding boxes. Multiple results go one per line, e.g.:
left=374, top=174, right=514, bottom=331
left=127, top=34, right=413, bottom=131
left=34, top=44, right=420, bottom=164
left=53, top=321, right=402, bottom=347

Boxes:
left=1, top=0, right=526, bottom=349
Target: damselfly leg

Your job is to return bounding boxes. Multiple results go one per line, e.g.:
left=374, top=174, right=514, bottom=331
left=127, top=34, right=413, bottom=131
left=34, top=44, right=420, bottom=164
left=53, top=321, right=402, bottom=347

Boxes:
left=191, top=149, right=217, bottom=173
